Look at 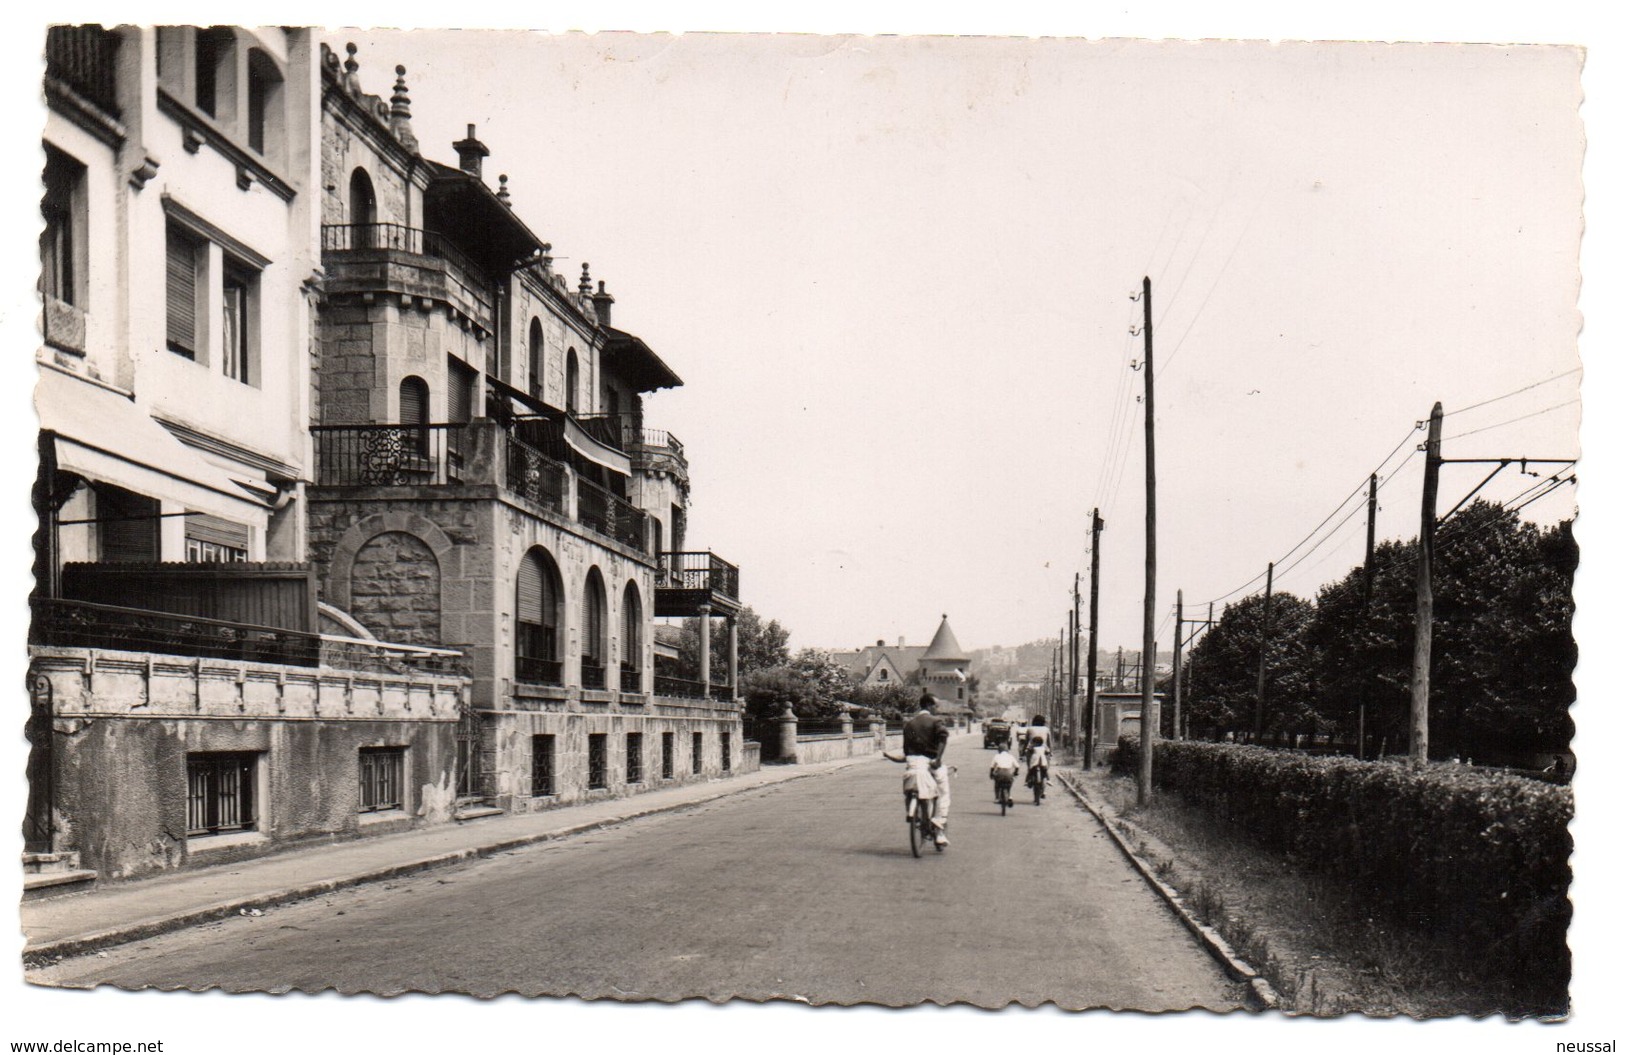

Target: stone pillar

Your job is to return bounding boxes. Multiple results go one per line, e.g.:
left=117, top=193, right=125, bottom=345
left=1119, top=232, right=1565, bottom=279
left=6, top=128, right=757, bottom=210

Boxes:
left=698, top=604, right=712, bottom=698
left=870, top=719, right=885, bottom=746
left=777, top=704, right=799, bottom=764
left=840, top=712, right=854, bottom=757
left=727, top=615, right=739, bottom=702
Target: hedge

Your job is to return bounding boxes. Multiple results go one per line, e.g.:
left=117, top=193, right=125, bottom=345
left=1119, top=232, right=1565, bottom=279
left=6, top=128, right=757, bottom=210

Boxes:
left=1113, top=737, right=1571, bottom=988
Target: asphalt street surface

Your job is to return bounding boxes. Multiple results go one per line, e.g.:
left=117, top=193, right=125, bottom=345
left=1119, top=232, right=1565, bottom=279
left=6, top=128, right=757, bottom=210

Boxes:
left=33, top=738, right=1245, bottom=1009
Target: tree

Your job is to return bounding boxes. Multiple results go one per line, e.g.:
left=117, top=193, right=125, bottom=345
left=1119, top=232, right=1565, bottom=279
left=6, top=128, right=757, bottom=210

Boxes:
left=673, top=604, right=790, bottom=684
left=1183, top=591, right=1320, bottom=742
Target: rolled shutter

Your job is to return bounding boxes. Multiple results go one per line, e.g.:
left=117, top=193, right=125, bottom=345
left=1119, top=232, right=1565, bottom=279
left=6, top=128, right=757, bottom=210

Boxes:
left=516, top=555, right=542, bottom=623
left=166, top=229, right=197, bottom=355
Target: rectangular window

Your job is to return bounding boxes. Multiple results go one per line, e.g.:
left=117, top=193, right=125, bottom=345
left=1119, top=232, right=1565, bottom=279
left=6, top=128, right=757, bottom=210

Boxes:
left=721, top=734, right=731, bottom=773
left=358, top=747, right=404, bottom=813
left=186, top=752, right=257, bottom=836
left=691, top=731, right=703, bottom=775
left=531, top=734, right=555, bottom=796
left=165, top=225, right=200, bottom=358
left=587, top=733, right=608, bottom=790
left=185, top=513, right=249, bottom=562
left=221, top=265, right=251, bottom=383
left=41, top=149, right=81, bottom=307
left=626, top=732, right=643, bottom=784
left=661, top=732, right=674, bottom=780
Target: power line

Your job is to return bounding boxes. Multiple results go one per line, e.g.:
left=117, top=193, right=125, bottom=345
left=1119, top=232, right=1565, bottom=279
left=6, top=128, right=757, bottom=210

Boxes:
left=1447, top=367, right=1581, bottom=418
left=1441, top=398, right=1580, bottom=443
left=1160, top=193, right=1264, bottom=375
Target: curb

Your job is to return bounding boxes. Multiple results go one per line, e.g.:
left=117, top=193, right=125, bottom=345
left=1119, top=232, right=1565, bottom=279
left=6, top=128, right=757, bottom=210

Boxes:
left=24, top=760, right=858, bottom=964
left=1056, top=770, right=1282, bottom=1012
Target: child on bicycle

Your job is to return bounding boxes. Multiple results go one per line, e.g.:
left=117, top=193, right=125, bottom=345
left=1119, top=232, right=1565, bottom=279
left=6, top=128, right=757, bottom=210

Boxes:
left=1024, top=715, right=1052, bottom=800
left=989, top=745, right=1019, bottom=807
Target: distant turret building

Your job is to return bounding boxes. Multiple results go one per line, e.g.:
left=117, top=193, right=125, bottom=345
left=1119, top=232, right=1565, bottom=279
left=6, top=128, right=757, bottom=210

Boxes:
left=830, top=614, right=973, bottom=708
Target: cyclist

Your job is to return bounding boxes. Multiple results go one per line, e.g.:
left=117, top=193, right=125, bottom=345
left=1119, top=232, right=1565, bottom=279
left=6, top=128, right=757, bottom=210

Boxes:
left=1024, top=714, right=1051, bottom=802
left=989, top=743, right=1019, bottom=808
left=889, top=691, right=951, bottom=846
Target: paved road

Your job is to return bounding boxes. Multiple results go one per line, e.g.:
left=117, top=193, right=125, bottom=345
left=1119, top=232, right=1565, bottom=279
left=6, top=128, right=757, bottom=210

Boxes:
left=32, top=738, right=1244, bottom=1009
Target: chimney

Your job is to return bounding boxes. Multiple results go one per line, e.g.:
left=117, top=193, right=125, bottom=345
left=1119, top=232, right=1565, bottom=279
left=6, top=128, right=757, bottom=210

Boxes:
left=591, top=280, right=615, bottom=328
left=453, top=124, right=489, bottom=179
left=898, top=636, right=905, bottom=647
left=876, top=639, right=884, bottom=647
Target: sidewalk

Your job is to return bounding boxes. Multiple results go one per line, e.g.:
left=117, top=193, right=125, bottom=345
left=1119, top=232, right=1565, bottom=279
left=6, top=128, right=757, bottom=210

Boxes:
left=21, top=748, right=901, bottom=962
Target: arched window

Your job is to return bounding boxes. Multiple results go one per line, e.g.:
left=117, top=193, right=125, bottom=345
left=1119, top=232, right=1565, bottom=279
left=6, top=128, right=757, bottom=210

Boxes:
left=528, top=318, right=544, bottom=402
left=399, top=375, right=429, bottom=455
left=516, top=547, right=564, bottom=686
left=565, top=348, right=579, bottom=415
left=246, top=48, right=284, bottom=158
left=349, top=167, right=376, bottom=245
left=620, top=581, right=643, bottom=692
left=581, top=567, right=607, bottom=688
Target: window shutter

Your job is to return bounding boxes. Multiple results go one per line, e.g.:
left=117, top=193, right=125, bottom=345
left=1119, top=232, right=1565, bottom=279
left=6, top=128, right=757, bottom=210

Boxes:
left=399, top=377, right=426, bottom=425
left=98, top=487, right=159, bottom=562
left=185, top=514, right=250, bottom=550
left=517, top=555, right=542, bottom=624
left=166, top=229, right=197, bottom=355
left=449, top=367, right=472, bottom=424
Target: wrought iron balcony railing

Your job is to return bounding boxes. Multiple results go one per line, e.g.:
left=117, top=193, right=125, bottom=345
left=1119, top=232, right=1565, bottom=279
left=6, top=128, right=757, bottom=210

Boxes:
left=581, top=661, right=608, bottom=690
left=654, top=675, right=709, bottom=699
left=578, top=479, right=648, bottom=552
left=312, top=423, right=466, bottom=487
left=620, top=666, right=643, bottom=693
left=320, top=222, right=491, bottom=285
left=656, top=551, right=740, bottom=601
left=515, top=655, right=564, bottom=687
left=504, top=432, right=567, bottom=512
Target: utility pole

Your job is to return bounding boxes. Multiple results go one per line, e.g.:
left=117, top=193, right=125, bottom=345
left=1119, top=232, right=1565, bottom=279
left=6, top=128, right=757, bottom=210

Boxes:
left=1172, top=591, right=1183, bottom=741
left=1083, top=509, right=1103, bottom=769
left=1138, top=274, right=1157, bottom=807
left=1360, top=472, right=1377, bottom=760
left=1070, top=573, right=1081, bottom=752
left=1253, top=561, right=1274, bottom=744
left=1116, top=647, right=1124, bottom=692
left=1410, top=402, right=1443, bottom=767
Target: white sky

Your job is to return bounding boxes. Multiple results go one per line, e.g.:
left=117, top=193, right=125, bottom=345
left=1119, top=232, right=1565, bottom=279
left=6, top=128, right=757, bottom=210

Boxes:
left=2, top=5, right=1621, bottom=1054
left=329, top=29, right=1582, bottom=654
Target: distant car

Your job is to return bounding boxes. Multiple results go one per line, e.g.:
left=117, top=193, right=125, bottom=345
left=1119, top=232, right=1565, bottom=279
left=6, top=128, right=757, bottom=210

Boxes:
left=983, top=719, right=1013, bottom=749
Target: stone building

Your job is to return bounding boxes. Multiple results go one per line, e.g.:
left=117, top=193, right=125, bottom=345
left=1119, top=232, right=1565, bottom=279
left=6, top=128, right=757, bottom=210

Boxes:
left=306, top=43, right=747, bottom=816
left=29, top=27, right=468, bottom=887
left=830, top=615, right=973, bottom=707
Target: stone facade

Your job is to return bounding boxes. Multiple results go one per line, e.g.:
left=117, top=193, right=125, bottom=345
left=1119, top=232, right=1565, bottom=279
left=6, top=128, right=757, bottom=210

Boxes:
left=30, top=645, right=465, bottom=879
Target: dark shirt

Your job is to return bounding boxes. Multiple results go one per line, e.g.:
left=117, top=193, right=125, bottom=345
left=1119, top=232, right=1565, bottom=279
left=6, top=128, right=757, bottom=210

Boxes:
left=902, top=710, right=949, bottom=761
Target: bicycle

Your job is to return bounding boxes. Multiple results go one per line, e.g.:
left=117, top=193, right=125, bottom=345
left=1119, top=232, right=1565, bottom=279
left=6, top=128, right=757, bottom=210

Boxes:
left=1026, top=762, right=1048, bottom=805
left=993, top=776, right=1015, bottom=815
left=905, top=786, right=941, bottom=857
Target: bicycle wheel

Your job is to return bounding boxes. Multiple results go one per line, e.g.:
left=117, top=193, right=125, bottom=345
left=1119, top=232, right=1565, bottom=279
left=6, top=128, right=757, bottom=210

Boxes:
left=908, top=792, right=922, bottom=858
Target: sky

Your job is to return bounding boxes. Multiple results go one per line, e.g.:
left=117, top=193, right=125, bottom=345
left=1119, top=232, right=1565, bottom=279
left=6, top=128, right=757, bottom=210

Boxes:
left=323, top=29, right=1584, bottom=655
left=2, top=5, right=1620, bottom=1055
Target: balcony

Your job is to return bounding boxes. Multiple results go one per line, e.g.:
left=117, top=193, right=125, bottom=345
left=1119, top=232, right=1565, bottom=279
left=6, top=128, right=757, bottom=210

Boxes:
left=320, top=223, right=495, bottom=335
left=654, top=552, right=741, bottom=617
left=30, top=598, right=462, bottom=676
left=46, top=26, right=120, bottom=120
left=577, top=479, right=648, bottom=552
left=312, top=422, right=467, bottom=487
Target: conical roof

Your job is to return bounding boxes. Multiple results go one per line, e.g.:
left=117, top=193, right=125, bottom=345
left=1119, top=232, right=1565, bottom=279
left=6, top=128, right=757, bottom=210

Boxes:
left=920, top=614, right=968, bottom=662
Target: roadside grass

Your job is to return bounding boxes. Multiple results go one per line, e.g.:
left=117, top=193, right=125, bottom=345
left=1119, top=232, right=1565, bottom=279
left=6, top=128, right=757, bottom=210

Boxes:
left=1089, top=770, right=1560, bottom=1019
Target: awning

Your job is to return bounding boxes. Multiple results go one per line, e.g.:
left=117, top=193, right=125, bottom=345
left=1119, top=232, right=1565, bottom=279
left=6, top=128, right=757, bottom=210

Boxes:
left=36, top=365, right=271, bottom=525
left=562, top=414, right=632, bottom=476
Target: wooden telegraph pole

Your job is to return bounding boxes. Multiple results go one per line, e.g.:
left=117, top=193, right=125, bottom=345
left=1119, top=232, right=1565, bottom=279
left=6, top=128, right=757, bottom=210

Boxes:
left=1083, top=509, right=1103, bottom=769
left=1253, top=561, right=1274, bottom=744
left=1360, top=472, right=1377, bottom=759
left=1070, top=574, right=1081, bottom=752
left=1138, top=275, right=1157, bottom=806
left=1171, top=590, right=1183, bottom=741
left=1410, top=403, right=1444, bottom=767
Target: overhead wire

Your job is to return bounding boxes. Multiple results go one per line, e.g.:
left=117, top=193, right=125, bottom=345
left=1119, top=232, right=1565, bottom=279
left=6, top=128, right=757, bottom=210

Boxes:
left=1440, top=398, right=1580, bottom=444
left=1446, top=367, right=1581, bottom=418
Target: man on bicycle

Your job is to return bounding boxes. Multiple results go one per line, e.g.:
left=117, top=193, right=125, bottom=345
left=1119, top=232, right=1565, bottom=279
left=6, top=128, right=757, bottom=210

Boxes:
left=1024, top=714, right=1051, bottom=802
left=902, top=691, right=952, bottom=846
